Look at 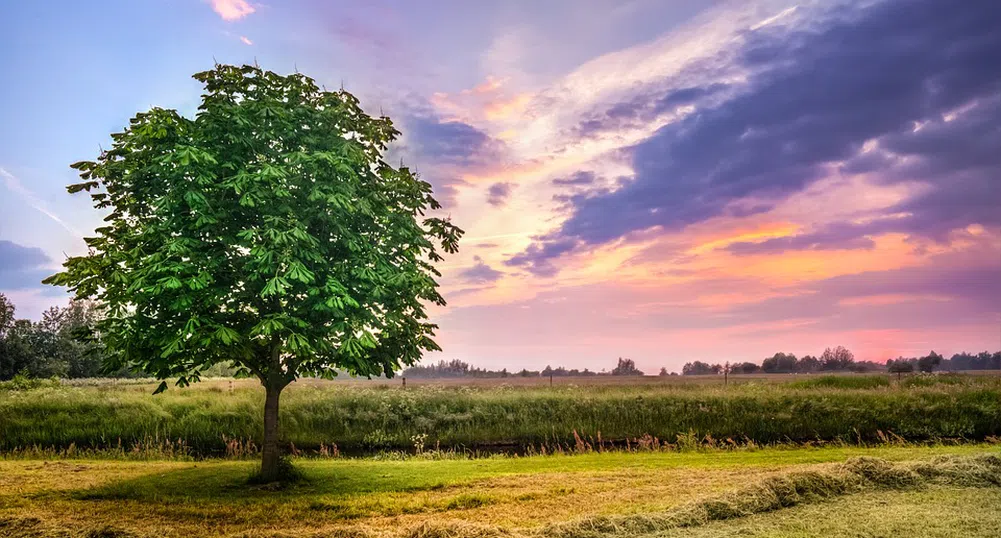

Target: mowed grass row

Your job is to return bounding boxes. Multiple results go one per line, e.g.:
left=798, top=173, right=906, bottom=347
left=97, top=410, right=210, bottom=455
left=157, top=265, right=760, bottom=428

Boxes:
left=2, top=376, right=1000, bottom=454
left=2, top=446, right=1000, bottom=537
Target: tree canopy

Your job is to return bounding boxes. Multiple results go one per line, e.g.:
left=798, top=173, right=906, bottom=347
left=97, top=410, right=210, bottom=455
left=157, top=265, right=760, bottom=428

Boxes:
left=44, top=64, right=463, bottom=479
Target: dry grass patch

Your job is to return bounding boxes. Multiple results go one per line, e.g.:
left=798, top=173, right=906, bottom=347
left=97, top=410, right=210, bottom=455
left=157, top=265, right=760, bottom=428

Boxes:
left=2, top=447, right=999, bottom=537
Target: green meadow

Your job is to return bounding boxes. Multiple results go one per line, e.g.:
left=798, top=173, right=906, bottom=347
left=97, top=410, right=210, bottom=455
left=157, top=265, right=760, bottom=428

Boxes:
left=2, top=374, right=999, bottom=455
left=4, top=375, right=1001, bottom=537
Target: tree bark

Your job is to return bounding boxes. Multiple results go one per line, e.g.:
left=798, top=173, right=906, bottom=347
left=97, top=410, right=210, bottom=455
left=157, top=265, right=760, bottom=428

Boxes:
left=259, top=382, right=283, bottom=481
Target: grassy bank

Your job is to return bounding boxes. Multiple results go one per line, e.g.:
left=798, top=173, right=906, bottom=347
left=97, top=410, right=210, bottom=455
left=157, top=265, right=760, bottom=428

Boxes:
left=2, top=445, right=999, bottom=537
left=2, top=375, right=999, bottom=455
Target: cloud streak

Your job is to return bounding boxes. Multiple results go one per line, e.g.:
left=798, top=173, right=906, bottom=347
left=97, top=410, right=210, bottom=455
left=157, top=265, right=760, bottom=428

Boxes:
left=1, top=167, right=82, bottom=238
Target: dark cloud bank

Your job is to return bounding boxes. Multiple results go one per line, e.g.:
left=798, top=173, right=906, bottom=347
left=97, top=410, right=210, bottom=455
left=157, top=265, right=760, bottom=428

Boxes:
left=509, top=0, right=1001, bottom=275
left=0, top=240, right=58, bottom=292
left=397, top=113, right=507, bottom=207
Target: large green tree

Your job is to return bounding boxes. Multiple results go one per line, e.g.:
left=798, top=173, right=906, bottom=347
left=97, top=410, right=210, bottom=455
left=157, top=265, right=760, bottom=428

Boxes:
left=45, top=64, right=462, bottom=480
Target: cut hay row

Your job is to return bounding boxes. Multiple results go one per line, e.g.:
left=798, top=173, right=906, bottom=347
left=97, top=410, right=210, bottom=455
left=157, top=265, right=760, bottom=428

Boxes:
left=406, top=453, right=1001, bottom=538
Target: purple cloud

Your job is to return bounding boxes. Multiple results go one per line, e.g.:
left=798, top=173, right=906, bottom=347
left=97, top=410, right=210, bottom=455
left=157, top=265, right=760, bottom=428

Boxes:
left=725, top=222, right=878, bottom=256
left=486, top=182, right=514, bottom=207
left=504, top=238, right=579, bottom=277
left=510, top=0, right=1001, bottom=273
left=405, top=115, right=504, bottom=168
left=397, top=113, right=506, bottom=207
left=458, top=256, right=504, bottom=284
left=552, top=171, right=597, bottom=186
left=0, top=240, right=59, bottom=293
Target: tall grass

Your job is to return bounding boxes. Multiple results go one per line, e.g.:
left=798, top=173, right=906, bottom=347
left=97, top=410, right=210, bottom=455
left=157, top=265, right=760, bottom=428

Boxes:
left=788, top=375, right=891, bottom=390
left=1, top=376, right=999, bottom=455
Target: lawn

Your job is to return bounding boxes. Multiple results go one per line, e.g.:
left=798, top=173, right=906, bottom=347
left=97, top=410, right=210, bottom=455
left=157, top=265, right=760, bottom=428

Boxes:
left=2, top=444, right=999, bottom=537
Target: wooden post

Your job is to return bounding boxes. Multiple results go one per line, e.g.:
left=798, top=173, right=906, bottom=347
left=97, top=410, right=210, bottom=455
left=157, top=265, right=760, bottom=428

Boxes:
left=550, top=374, right=553, bottom=387
left=402, top=376, right=406, bottom=389
left=724, top=362, right=729, bottom=386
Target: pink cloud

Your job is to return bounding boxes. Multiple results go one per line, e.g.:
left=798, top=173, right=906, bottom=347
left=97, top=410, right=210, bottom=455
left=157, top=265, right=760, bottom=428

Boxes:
left=463, top=76, right=506, bottom=96
left=240, top=36, right=253, bottom=46
left=209, top=0, right=256, bottom=21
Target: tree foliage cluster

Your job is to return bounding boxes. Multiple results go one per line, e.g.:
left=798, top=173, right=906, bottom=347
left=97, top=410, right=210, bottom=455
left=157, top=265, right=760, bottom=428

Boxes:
left=0, top=293, right=116, bottom=380
left=681, top=347, right=873, bottom=375
left=46, top=65, right=461, bottom=394
left=610, top=357, right=644, bottom=376
left=887, top=351, right=1001, bottom=374
left=936, top=351, right=1001, bottom=371
left=681, top=361, right=723, bottom=375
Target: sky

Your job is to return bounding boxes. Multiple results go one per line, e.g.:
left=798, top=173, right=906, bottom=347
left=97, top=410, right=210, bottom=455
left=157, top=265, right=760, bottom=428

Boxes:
left=1, top=0, right=999, bottom=372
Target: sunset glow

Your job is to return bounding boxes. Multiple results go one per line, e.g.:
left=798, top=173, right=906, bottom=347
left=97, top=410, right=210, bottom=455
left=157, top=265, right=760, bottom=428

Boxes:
left=1, top=0, right=998, bottom=373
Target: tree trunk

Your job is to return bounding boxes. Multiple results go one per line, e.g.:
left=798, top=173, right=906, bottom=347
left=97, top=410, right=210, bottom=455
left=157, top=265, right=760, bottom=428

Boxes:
left=260, top=382, right=283, bottom=481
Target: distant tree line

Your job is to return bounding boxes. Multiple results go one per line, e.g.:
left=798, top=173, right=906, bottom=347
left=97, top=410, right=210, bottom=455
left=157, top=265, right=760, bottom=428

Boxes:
left=402, top=357, right=644, bottom=379
left=1, top=293, right=238, bottom=381
left=886, top=351, right=1000, bottom=373
left=0, top=293, right=120, bottom=380
left=682, top=346, right=1001, bottom=376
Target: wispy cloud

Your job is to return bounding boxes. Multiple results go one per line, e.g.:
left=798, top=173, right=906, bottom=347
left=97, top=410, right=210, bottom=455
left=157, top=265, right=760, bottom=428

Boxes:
left=208, top=0, right=256, bottom=21
left=0, top=167, right=82, bottom=238
left=240, top=35, right=253, bottom=45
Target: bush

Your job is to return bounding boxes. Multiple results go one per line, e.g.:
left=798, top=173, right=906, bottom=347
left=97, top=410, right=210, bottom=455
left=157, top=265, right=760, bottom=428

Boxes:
left=0, top=373, right=60, bottom=391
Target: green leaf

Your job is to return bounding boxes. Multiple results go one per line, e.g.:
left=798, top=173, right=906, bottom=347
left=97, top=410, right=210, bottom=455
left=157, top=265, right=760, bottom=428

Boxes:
left=214, top=326, right=241, bottom=345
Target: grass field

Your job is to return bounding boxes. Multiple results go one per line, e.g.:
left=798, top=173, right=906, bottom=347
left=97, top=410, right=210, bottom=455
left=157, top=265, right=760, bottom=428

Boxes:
left=2, top=374, right=1000, bottom=456
left=3, top=375, right=1001, bottom=536
left=2, top=444, right=999, bottom=537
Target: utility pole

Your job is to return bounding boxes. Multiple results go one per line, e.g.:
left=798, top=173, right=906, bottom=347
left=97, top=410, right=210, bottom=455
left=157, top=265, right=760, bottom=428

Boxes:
left=724, top=362, right=729, bottom=386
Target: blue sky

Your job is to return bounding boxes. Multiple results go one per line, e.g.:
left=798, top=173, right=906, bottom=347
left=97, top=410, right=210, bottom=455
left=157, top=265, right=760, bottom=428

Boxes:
left=1, top=0, right=999, bottom=371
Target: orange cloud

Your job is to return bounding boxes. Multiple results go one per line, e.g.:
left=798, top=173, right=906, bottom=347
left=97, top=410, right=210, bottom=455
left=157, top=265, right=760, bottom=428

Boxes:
left=463, top=76, right=506, bottom=95
left=485, top=93, right=532, bottom=121
left=430, top=76, right=533, bottom=126
left=838, top=293, right=952, bottom=306
left=687, top=222, right=800, bottom=255
left=209, top=0, right=256, bottom=21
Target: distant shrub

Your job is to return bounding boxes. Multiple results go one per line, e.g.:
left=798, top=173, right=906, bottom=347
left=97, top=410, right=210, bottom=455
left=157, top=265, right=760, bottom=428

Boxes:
left=0, top=373, right=60, bottom=391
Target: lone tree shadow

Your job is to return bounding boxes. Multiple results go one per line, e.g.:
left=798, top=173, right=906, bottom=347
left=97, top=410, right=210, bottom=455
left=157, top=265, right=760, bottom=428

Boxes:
left=69, top=459, right=467, bottom=503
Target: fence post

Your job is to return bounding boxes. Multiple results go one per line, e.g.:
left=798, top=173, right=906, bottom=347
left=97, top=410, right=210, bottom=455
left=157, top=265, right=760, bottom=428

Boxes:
left=402, top=376, right=406, bottom=389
